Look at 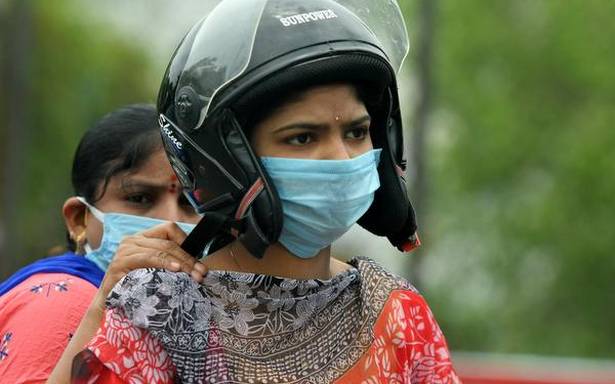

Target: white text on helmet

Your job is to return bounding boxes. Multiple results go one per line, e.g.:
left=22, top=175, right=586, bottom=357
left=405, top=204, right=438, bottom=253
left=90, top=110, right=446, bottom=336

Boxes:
left=279, top=9, right=338, bottom=27
left=159, top=114, right=183, bottom=150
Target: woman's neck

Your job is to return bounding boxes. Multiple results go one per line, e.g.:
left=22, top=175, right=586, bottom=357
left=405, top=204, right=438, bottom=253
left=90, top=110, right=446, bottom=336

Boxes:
left=203, top=241, right=348, bottom=280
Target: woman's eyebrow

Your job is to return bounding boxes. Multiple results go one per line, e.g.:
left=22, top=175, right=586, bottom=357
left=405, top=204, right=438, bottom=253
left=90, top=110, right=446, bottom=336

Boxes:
left=273, top=114, right=371, bottom=133
left=119, top=178, right=172, bottom=190
left=343, top=115, right=371, bottom=127
left=272, top=123, right=327, bottom=134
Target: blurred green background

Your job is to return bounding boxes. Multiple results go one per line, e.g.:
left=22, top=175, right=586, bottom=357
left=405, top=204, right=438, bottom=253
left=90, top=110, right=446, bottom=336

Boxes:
left=1, top=0, right=614, bottom=363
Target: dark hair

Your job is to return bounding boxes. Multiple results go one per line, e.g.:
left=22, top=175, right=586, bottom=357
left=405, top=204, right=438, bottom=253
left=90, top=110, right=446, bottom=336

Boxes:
left=67, top=104, right=161, bottom=251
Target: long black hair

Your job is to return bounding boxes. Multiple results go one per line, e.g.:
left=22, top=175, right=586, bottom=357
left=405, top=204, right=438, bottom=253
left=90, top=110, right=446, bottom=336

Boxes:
left=67, top=104, right=161, bottom=251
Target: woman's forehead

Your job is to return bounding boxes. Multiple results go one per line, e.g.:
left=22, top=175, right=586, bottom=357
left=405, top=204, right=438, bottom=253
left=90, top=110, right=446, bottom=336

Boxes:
left=264, top=85, right=365, bottom=123
left=113, top=150, right=176, bottom=186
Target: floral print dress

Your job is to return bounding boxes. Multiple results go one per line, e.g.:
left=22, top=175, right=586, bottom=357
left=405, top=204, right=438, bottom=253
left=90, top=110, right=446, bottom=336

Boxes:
left=73, top=257, right=460, bottom=383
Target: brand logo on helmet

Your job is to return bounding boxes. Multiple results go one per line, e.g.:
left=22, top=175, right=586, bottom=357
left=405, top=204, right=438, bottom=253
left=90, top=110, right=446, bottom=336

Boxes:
left=159, top=114, right=183, bottom=150
left=279, top=9, right=338, bottom=27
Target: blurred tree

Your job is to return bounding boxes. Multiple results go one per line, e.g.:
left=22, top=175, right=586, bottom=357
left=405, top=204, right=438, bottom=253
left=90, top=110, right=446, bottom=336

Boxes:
left=0, top=0, right=153, bottom=279
left=402, top=0, right=437, bottom=290
left=409, top=0, right=615, bottom=358
left=0, top=0, right=33, bottom=277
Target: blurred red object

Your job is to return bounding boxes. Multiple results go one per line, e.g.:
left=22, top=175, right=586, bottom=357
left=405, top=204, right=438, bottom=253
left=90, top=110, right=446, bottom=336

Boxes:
left=453, top=352, right=615, bottom=384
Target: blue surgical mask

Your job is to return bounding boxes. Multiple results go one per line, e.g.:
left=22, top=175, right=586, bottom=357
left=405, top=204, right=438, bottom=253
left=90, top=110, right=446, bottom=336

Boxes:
left=260, top=149, right=382, bottom=258
left=76, top=197, right=197, bottom=272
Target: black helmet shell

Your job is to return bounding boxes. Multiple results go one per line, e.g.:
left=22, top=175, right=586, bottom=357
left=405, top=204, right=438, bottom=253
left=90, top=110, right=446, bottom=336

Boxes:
left=158, top=0, right=418, bottom=257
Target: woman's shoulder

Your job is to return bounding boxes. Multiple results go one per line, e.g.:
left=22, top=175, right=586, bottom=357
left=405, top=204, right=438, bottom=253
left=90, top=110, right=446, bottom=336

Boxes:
left=347, top=257, right=455, bottom=359
left=344, top=260, right=459, bottom=382
left=0, top=252, right=103, bottom=295
left=106, top=268, right=205, bottom=331
left=1, top=272, right=97, bottom=306
left=348, top=256, right=418, bottom=294
left=107, top=268, right=199, bottom=302
left=0, top=273, right=97, bottom=381
left=346, top=256, right=434, bottom=322
left=1, top=272, right=97, bottom=325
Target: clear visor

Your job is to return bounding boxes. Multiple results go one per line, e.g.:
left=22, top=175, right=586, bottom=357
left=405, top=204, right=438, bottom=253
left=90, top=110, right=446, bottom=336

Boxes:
left=177, top=0, right=409, bottom=130
left=334, top=0, right=409, bottom=71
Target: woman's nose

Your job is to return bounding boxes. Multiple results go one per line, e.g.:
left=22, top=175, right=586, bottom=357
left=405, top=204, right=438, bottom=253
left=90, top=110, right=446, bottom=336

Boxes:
left=319, top=136, right=351, bottom=160
left=154, top=196, right=185, bottom=222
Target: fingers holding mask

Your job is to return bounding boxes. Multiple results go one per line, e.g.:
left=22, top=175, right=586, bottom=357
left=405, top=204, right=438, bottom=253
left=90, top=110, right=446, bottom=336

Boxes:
left=104, top=222, right=207, bottom=292
left=129, top=236, right=207, bottom=281
left=141, top=221, right=192, bottom=244
left=140, top=222, right=207, bottom=277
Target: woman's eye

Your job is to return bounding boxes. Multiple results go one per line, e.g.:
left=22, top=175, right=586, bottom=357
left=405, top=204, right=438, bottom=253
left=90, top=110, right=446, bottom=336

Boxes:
left=287, top=133, right=312, bottom=145
left=125, top=194, right=153, bottom=205
left=346, top=127, right=369, bottom=140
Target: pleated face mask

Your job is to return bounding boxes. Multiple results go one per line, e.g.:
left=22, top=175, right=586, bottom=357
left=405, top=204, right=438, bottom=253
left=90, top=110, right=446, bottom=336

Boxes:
left=259, top=149, right=381, bottom=258
left=76, top=197, right=197, bottom=271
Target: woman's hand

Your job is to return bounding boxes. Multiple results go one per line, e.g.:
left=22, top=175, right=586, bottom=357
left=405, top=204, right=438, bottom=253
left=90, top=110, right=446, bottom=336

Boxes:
left=47, top=222, right=207, bottom=384
left=95, top=222, right=207, bottom=305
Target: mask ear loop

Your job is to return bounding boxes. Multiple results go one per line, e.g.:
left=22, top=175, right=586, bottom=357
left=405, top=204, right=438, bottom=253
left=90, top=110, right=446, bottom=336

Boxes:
left=75, top=197, right=106, bottom=255
left=75, top=197, right=105, bottom=222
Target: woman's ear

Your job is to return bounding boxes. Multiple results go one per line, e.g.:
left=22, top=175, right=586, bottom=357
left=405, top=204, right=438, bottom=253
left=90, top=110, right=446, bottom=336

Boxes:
left=63, top=197, right=87, bottom=242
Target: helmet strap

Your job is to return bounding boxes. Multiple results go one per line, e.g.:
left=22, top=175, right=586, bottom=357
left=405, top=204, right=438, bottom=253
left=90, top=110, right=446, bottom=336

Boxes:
left=232, top=178, right=265, bottom=235
left=180, top=212, right=241, bottom=258
left=180, top=179, right=265, bottom=258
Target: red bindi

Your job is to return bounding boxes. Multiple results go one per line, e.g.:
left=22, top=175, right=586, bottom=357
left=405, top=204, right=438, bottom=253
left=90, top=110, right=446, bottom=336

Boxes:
left=168, top=175, right=179, bottom=193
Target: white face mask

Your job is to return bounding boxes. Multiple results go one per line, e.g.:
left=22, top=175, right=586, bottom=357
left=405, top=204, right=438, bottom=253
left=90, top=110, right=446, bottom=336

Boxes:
left=77, top=197, right=197, bottom=271
left=259, top=149, right=381, bottom=258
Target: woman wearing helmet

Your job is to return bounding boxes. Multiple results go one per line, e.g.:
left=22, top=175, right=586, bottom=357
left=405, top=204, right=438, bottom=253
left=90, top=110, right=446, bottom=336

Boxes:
left=70, top=1, right=459, bottom=383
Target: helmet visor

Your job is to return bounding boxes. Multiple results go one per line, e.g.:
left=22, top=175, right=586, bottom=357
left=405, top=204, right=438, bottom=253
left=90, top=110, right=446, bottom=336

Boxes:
left=176, top=0, right=409, bottom=130
left=333, top=0, right=409, bottom=72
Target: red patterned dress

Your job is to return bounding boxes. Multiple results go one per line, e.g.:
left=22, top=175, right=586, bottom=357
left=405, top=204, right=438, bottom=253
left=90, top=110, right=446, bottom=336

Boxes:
left=73, top=258, right=460, bottom=383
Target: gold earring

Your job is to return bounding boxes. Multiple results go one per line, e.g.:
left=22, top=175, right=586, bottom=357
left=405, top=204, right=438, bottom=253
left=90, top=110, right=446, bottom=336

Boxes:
left=74, top=231, right=87, bottom=255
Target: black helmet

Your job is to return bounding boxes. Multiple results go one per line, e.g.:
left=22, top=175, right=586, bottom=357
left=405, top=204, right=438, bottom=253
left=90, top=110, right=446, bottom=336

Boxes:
left=158, top=0, right=419, bottom=258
